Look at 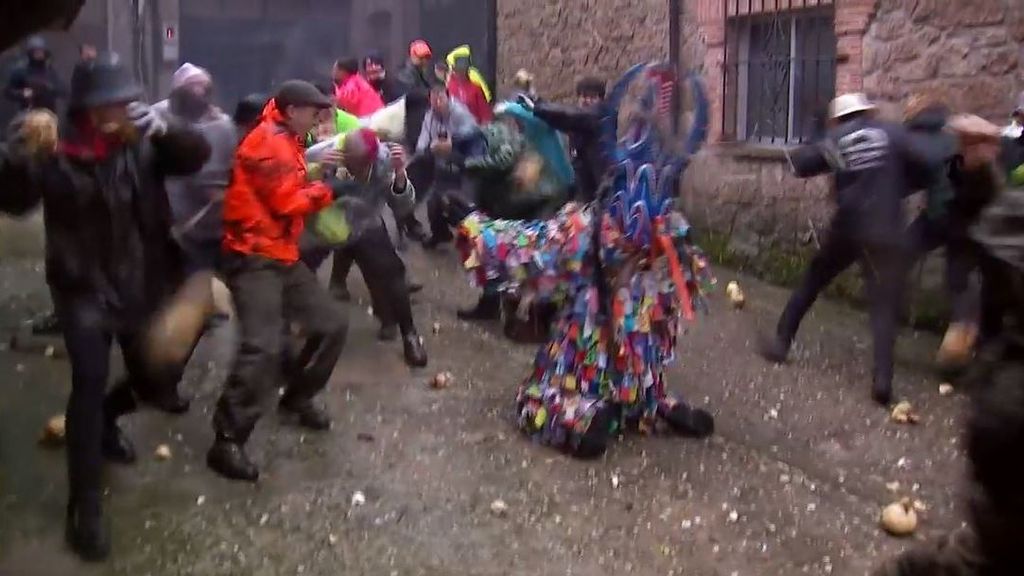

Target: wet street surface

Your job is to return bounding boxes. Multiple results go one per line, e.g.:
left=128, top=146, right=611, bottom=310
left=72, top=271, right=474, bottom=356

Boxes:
left=0, top=221, right=969, bottom=576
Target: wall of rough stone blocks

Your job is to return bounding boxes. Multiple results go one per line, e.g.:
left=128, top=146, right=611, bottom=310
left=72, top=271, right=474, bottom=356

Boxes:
left=863, top=0, right=1024, bottom=120
left=496, top=0, right=1022, bottom=306
left=495, top=0, right=671, bottom=101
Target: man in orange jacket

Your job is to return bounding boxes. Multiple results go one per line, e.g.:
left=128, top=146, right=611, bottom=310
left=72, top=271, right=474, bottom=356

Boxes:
left=209, top=80, right=348, bottom=482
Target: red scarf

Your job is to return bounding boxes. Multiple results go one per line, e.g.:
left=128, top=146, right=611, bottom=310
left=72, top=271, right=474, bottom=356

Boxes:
left=59, top=115, right=124, bottom=161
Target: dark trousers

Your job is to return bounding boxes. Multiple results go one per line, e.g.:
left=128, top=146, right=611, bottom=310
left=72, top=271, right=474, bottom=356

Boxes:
left=397, top=156, right=433, bottom=236
left=907, top=215, right=979, bottom=323
left=179, top=236, right=222, bottom=276
left=776, top=229, right=907, bottom=384
left=58, top=302, right=185, bottom=503
left=304, top=223, right=416, bottom=335
left=213, top=253, right=348, bottom=444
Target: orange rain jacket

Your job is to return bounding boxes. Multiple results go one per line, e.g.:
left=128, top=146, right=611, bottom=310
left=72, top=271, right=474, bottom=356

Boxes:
left=222, top=99, right=333, bottom=263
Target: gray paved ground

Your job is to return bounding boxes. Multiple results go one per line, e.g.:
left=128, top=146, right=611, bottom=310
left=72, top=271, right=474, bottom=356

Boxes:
left=0, top=217, right=969, bottom=576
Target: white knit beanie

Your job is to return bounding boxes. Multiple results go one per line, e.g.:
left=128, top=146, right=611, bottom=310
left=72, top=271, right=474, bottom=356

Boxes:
left=171, top=63, right=212, bottom=91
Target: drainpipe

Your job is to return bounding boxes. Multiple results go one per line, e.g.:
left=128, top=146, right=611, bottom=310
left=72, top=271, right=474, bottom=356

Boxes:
left=106, top=0, right=115, bottom=51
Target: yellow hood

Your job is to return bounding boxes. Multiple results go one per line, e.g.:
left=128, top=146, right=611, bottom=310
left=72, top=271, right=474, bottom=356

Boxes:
left=446, top=45, right=492, bottom=102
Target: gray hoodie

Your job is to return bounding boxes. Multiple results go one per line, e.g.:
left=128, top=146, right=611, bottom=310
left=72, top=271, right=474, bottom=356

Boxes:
left=152, top=100, right=237, bottom=245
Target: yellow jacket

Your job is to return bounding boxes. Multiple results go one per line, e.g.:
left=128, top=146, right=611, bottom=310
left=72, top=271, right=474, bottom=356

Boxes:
left=446, top=45, right=492, bottom=102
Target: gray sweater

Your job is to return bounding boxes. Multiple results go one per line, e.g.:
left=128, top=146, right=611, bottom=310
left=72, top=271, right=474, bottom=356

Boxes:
left=152, top=100, right=237, bottom=244
left=304, top=142, right=416, bottom=245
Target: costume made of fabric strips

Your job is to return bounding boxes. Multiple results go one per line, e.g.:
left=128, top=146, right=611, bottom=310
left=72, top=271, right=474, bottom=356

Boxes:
left=457, top=63, right=715, bottom=458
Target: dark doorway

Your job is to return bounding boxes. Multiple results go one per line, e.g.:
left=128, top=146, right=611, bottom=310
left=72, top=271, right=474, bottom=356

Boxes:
left=418, top=0, right=496, bottom=88
left=179, top=0, right=352, bottom=110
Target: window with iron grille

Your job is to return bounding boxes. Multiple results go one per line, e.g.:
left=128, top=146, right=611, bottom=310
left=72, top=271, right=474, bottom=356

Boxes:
left=723, top=1, right=837, bottom=145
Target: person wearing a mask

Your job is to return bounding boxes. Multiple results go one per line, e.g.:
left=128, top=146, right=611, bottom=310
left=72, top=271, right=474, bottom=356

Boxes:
left=303, top=128, right=428, bottom=367
left=0, top=53, right=210, bottom=561
left=152, top=63, right=236, bottom=275
left=447, top=54, right=492, bottom=125
left=209, top=81, right=347, bottom=483
left=759, top=93, right=942, bottom=406
left=523, top=76, right=608, bottom=203
left=416, top=83, right=479, bottom=249
left=362, top=52, right=404, bottom=104
left=5, top=35, right=65, bottom=112
left=333, top=56, right=383, bottom=118
left=396, top=40, right=433, bottom=94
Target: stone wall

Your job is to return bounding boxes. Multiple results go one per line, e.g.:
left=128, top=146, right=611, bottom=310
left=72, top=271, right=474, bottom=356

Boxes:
left=863, top=0, right=1024, bottom=119
left=495, top=0, right=670, bottom=100
left=495, top=0, right=1023, bottom=320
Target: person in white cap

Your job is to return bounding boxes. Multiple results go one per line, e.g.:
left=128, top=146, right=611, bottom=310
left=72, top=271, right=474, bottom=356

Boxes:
left=153, top=62, right=237, bottom=275
left=761, top=92, right=946, bottom=405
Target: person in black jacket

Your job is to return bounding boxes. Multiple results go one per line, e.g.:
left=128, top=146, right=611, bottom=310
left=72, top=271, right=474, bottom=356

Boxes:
left=363, top=52, right=405, bottom=104
left=0, top=53, right=210, bottom=561
left=4, top=35, right=65, bottom=112
left=873, top=119, right=1024, bottom=576
left=396, top=39, right=434, bottom=95
left=526, top=76, right=607, bottom=203
left=903, top=95, right=1004, bottom=370
left=759, top=93, right=943, bottom=406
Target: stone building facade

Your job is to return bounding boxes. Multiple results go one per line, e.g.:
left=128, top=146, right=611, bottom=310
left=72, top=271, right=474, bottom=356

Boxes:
left=496, top=0, right=1024, bottom=287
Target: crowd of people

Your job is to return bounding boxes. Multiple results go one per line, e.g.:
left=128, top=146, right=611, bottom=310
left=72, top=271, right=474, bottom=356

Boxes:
left=1, top=33, right=1023, bottom=576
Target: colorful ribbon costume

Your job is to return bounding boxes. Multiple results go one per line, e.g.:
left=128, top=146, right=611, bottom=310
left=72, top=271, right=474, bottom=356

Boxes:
left=458, top=63, right=715, bottom=457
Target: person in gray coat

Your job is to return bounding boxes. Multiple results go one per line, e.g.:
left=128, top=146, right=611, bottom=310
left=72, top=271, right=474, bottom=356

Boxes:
left=153, top=63, right=237, bottom=274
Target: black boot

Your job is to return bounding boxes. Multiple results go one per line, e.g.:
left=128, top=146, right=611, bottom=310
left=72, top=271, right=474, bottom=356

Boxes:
left=758, top=333, right=791, bottom=364
left=136, top=386, right=191, bottom=415
left=207, top=440, right=259, bottom=482
left=66, top=495, right=110, bottom=562
left=569, top=403, right=613, bottom=459
left=31, top=310, right=61, bottom=336
left=377, top=323, right=399, bottom=342
left=457, top=294, right=500, bottom=321
left=402, top=332, right=428, bottom=368
left=872, top=374, right=894, bottom=406
left=331, top=284, right=351, bottom=302
left=422, top=235, right=451, bottom=251
left=662, top=403, right=715, bottom=438
left=279, top=399, right=332, bottom=431
left=101, top=422, right=137, bottom=464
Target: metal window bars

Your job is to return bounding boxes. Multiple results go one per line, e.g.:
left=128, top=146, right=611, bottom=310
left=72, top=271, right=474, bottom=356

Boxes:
left=722, top=0, right=836, bottom=145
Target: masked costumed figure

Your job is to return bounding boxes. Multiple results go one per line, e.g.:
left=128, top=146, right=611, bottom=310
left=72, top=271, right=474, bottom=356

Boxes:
left=457, top=63, right=715, bottom=458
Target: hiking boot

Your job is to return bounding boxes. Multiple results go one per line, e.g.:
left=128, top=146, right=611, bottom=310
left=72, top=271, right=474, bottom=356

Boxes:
left=66, top=496, right=110, bottom=562
left=758, top=333, right=791, bottom=364
left=402, top=333, right=428, bottom=368
left=377, top=323, right=399, bottom=342
left=279, top=400, right=332, bottom=431
left=457, top=294, right=500, bottom=321
left=101, top=423, right=137, bottom=464
left=207, top=440, right=259, bottom=482
left=662, top=403, right=715, bottom=438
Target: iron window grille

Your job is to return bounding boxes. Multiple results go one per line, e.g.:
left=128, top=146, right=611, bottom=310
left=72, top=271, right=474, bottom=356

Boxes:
left=722, top=0, right=837, bottom=145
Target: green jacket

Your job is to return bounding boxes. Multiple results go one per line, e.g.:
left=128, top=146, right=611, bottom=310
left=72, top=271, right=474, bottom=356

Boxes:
left=465, top=121, right=564, bottom=219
